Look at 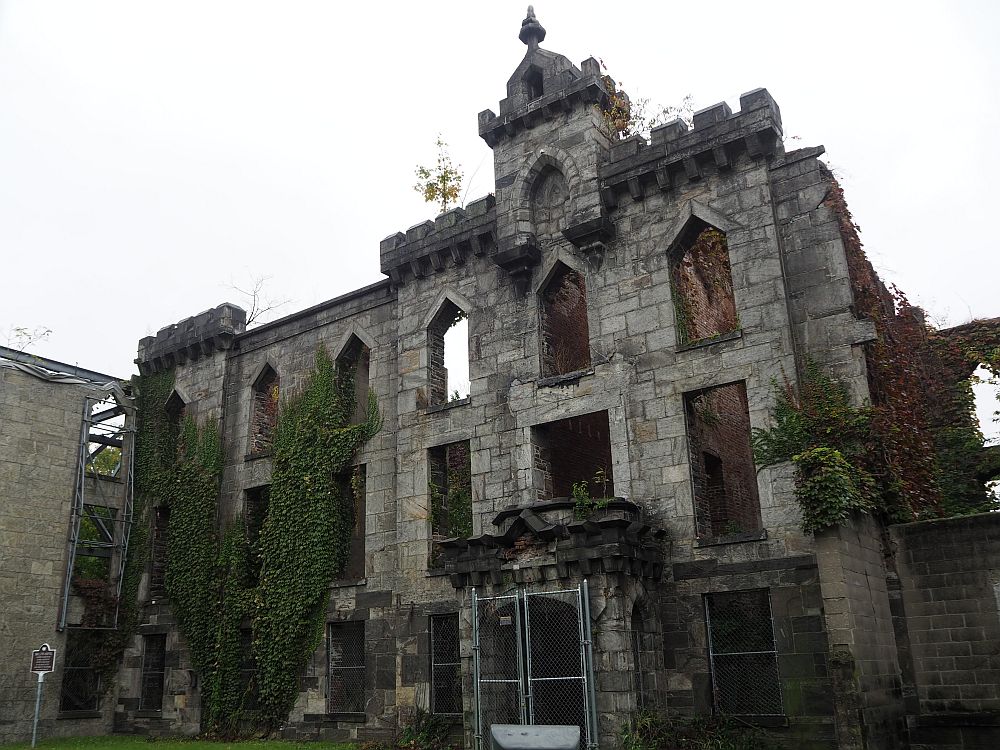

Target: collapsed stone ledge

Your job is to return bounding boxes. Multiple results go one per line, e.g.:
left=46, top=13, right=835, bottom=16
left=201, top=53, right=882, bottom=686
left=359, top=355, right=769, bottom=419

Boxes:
left=439, top=498, right=666, bottom=588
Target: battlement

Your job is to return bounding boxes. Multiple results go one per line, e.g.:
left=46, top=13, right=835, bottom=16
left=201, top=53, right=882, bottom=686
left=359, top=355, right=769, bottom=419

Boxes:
left=379, top=194, right=496, bottom=287
left=478, top=57, right=609, bottom=148
left=136, top=303, right=246, bottom=374
left=599, top=88, right=783, bottom=208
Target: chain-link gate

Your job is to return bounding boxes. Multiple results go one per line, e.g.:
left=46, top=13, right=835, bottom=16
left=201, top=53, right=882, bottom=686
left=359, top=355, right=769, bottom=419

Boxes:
left=472, top=582, right=598, bottom=750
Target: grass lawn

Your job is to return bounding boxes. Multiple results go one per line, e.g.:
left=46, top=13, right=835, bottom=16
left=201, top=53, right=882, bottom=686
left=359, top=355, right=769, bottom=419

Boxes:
left=7, top=737, right=357, bottom=750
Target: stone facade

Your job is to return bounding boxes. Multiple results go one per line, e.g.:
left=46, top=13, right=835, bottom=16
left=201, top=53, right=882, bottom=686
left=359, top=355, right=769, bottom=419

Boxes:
left=3, top=10, right=998, bottom=750
left=0, top=352, right=133, bottom=743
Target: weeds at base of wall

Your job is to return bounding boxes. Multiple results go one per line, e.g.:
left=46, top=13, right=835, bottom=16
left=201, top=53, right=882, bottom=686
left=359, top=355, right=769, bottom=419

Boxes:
left=359, top=709, right=459, bottom=750
left=620, top=710, right=766, bottom=750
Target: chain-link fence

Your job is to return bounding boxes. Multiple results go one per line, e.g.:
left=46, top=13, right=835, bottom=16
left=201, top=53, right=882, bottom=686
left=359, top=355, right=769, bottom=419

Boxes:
left=472, top=584, right=598, bottom=750
left=705, top=589, right=783, bottom=715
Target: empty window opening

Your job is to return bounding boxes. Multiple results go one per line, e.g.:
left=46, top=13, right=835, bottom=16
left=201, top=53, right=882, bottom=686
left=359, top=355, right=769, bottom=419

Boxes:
left=149, top=506, right=170, bottom=600
left=523, top=66, right=544, bottom=100
left=531, top=167, right=570, bottom=238
left=165, top=390, right=186, bottom=427
left=429, top=442, right=473, bottom=565
left=705, top=589, right=782, bottom=716
left=540, top=264, right=591, bottom=377
left=328, top=621, right=366, bottom=714
left=244, top=486, right=270, bottom=548
left=431, top=613, right=462, bottom=715
left=335, top=465, right=366, bottom=581
left=685, top=382, right=761, bottom=538
left=337, top=336, right=371, bottom=424
left=532, top=411, right=614, bottom=501
left=671, top=222, right=738, bottom=344
left=428, top=301, right=470, bottom=406
left=249, top=365, right=279, bottom=454
left=60, top=631, right=101, bottom=711
left=972, top=365, right=999, bottom=445
left=139, top=633, right=167, bottom=711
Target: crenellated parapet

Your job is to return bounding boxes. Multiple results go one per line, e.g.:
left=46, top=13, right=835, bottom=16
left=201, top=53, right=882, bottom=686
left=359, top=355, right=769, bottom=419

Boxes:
left=378, top=194, right=496, bottom=287
left=478, top=57, right=609, bottom=148
left=136, top=303, right=246, bottom=374
left=599, top=88, right=783, bottom=209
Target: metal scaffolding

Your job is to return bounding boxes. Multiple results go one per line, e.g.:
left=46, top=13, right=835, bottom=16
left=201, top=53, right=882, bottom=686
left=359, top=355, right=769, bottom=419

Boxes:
left=57, top=384, right=137, bottom=631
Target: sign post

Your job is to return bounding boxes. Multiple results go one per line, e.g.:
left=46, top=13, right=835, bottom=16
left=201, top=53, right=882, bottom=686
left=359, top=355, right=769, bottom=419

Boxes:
left=30, top=643, right=56, bottom=749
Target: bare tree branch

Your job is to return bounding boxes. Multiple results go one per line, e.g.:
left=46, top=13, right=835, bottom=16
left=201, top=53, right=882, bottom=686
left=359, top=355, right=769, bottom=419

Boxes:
left=5, top=325, right=52, bottom=354
left=228, top=275, right=291, bottom=328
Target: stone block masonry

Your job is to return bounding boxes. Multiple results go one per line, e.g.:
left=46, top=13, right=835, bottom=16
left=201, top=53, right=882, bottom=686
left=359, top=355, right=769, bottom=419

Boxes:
left=5, top=9, right=997, bottom=750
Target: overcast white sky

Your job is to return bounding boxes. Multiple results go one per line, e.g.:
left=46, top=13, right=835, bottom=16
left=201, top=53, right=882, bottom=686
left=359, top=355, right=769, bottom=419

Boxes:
left=1, top=1, right=997, bottom=434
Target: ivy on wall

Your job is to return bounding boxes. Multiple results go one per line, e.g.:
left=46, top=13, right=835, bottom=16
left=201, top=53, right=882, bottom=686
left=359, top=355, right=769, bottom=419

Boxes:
left=753, top=361, right=879, bottom=533
left=133, top=346, right=380, bottom=735
left=253, top=348, right=381, bottom=727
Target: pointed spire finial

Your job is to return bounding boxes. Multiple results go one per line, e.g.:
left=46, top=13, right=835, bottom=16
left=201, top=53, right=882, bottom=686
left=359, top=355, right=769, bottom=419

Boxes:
left=519, top=5, right=546, bottom=48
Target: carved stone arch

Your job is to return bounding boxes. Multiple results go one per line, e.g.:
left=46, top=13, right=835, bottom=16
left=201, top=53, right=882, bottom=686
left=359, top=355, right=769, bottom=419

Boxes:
left=249, top=358, right=280, bottom=389
left=663, top=199, right=743, bottom=258
left=532, top=247, right=588, bottom=297
left=332, top=323, right=377, bottom=363
left=419, top=288, right=474, bottom=331
left=422, top=288, right=474, bottom=407
left=515, top=150, right=582, bottom=238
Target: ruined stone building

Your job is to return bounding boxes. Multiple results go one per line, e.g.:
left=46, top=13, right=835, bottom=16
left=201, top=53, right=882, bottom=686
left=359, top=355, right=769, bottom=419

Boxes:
left=3, top=9, right=1000, bottom=750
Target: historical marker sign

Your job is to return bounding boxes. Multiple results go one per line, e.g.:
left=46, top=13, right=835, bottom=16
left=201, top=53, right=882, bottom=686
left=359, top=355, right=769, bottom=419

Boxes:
left=30, top=644, right=55, bottom=675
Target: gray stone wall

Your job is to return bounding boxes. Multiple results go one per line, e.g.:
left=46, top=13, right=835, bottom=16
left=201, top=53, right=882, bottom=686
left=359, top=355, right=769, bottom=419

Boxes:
left=815, top=514, right=906, bottom=750
left=0, top=369, right=123, bottom=743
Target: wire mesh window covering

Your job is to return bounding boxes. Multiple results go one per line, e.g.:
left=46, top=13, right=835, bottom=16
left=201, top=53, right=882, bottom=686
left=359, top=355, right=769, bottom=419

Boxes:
left=59, top=631, right=101, bottom=711
left=328, top=621, right=366, bottom=713
left=705, top=589, right=783, bottom=716
left=139, top=633, right=167, bottom=710
left=431, top=613, right=462, bottom=715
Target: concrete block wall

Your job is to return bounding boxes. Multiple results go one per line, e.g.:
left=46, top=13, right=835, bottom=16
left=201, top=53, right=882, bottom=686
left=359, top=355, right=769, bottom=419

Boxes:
left=891, top=514, right=1000, bottom=749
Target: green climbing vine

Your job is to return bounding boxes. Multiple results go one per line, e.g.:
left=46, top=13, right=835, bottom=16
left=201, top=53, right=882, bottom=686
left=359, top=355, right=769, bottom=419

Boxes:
left=252, top=347, right=381, bottom=728
left=133, top=346, right=380, bottom=735
left=753, top=361, right=880, bottom=533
